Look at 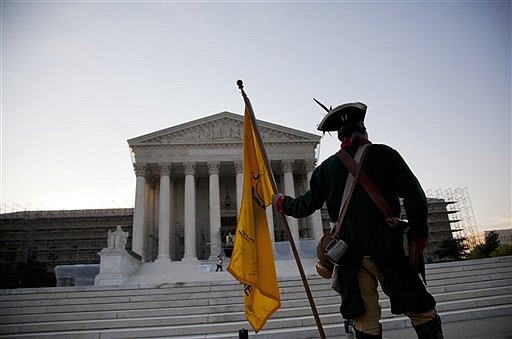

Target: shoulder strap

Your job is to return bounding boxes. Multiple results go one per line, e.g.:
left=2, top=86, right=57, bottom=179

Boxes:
left=336, top=148, right=393, bottom=218
left=332, top=144, right=369, bottom=238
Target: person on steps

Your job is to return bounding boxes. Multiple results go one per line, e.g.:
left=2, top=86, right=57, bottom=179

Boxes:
left=273, top=102, right=444, bottom=339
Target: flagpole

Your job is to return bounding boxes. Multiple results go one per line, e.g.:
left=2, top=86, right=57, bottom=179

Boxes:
left=236, top=80, right=326, bottom=339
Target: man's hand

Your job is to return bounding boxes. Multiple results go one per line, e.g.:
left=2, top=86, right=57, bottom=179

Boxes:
left=387, top=217, right=410, bottom=231
left=409, top=234, right=427, bottom=270
left=272, top=193, right=287, bottom=215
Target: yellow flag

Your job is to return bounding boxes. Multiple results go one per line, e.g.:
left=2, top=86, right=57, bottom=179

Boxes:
left=227, top=104, right=281, bottom=333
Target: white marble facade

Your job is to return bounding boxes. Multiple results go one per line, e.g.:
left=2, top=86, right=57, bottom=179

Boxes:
left=128, top=112, right=323, bottom=262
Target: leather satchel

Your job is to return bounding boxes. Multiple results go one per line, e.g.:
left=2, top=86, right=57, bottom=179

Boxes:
left=315, top=144, right=369, bottom=279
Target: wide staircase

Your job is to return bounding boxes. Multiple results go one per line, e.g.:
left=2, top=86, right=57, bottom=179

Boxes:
left=1, top=256, right=511, bottom=339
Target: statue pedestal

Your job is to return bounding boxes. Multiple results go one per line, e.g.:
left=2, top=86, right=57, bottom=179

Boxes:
left=94, top=248, right=141, bottom=286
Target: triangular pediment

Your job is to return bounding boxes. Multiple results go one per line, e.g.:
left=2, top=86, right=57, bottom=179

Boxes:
left=128, top=111, right=320, bottom=146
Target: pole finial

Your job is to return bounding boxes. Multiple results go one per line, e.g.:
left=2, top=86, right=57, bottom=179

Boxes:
left=237, top=80, right=244, bottom=90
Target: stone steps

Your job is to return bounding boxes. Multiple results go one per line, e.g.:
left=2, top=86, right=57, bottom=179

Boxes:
left=0, top=256, right=511, bottom=338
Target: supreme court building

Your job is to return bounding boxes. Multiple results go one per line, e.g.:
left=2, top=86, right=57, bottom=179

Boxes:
left=127, top=112, right=324, bottom=262
left=0, top=112, right=458, bottom=284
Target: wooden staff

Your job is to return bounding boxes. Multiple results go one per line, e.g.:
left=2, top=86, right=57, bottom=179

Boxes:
left=237, top=80, right=326, bottom=339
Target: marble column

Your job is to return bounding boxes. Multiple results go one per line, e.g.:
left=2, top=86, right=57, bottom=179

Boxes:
left=156, top=163, right=171, bottom=262
left=208, top=161, right=222, bottom=259
left=132, top=163, right=147, bottom=261
left=305, top=159, right=324, bottom=240
left=182, top=162, right=197, bottom=261
left=282, top=160, right=300, bottom=241
left=234, top=160, right=243, bottom=215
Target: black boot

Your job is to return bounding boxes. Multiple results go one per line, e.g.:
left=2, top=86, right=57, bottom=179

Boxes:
left=413, top=314, right=444, bottom=339
left=354, top=327, right=382, bottom=339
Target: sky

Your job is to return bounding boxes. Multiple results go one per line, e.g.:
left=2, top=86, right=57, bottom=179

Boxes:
left=1, top=1, right=510, bottom=234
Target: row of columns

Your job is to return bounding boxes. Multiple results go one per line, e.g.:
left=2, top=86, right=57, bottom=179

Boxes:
left=132, top=159, right=323, bottom=262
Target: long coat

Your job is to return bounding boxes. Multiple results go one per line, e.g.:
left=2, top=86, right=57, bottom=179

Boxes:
left=283, top=143, right=436, bottom=318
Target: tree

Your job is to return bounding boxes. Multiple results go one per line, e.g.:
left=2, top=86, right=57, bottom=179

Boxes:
left=468, top=231, right=501, bottom=259
left=491, top=244, right=512, bottom=257
left=485, top=231, right=500, bottom=254
left=435, top=236, right=469, bottom=261
left=468, top=244, right=487, bottom=259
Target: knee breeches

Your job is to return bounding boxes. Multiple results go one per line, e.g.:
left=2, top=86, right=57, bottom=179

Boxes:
left=351, top=257, right=436, bottom=335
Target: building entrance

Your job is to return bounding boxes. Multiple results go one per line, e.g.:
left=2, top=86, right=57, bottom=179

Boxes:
left=221, top=216, right=237, bottom=257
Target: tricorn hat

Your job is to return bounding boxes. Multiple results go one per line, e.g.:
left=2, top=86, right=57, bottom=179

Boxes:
left=316, top=102, right=367, bottom=132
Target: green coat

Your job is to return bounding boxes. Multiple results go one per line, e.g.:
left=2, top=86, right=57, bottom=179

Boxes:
left=283, top=144, right=435, bottom=318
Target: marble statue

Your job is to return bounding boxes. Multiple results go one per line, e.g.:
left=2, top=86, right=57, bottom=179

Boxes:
left=107, top=225, right=129, bottom=250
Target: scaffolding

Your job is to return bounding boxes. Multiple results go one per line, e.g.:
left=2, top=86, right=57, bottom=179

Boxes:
left=425, top=187, right=482, bottom=248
